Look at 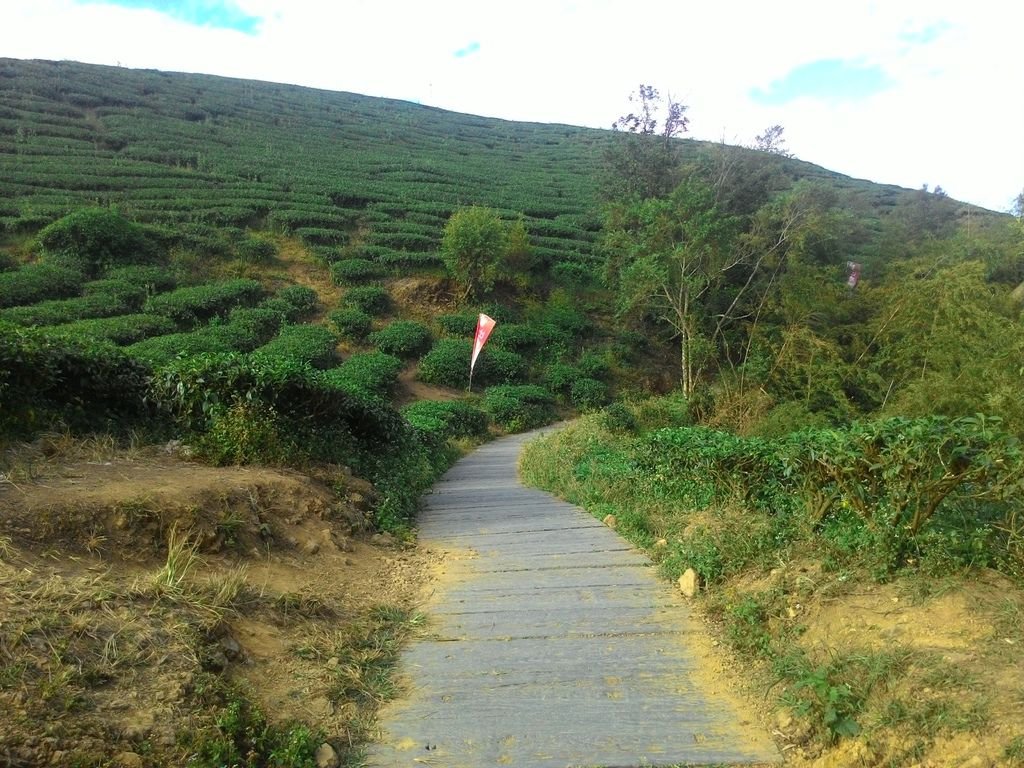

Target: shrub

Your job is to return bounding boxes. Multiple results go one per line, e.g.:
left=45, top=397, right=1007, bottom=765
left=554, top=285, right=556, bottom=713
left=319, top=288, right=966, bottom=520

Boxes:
left=344, top=285, right=390, bottom=316
left=253, top=324, right=338, bottom=369
left=418, top=339, right=524, bottom=389
left=322, top=351, right=403, bottom=400
left=543, top=362, right=581, bottom=395
left=81, top=278, right=147, bottom=307
left=215, top=307, right=283, bottom=351
left=330, top=259, right=388, bottom=284
left=0, top=293, right=134, bottom=327
left=105, top=265, right=178, bottom=292
left=577, top=351, right=611, bottom=380
left=328, top=307, right=372, bottom=341
left=45, top=313, right=177, bottom=345
left=490, top=323, right=544, bottom=351
left=236, top=236, right=278, bottom=264
left=602, top=402, right=639, bottom=434
left=275, top=285, right=319, bottom=320
left=437, top=312, right=479, bottom=337
left=402, top=400, right=489, bottom=440
left=143, top=279, right=263, bottom=326
left=0, top=324, right=151, bottom=434
left=477, top=347, right=526, bottom=385
left=126, top=329, right=237, bottom=366
left=483, top=385, right=557, bottom=432
left=36, top=208, right=162, bottom=276
left=367, top=320, right=432, bottom=359
left=0, top=262, right=84, bottom=308
left=571, top=378, right=610, bottom=412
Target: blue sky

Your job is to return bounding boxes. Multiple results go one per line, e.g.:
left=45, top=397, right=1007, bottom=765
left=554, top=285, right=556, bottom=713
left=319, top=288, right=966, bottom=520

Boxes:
left=2, top=0, right=1021, bottom=211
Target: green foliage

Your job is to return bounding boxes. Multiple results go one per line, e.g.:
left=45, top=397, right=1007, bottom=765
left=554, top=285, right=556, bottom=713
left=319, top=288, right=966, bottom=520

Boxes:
left=254, top=323, right=338, bottom=368
left=570, top=377, right=610, bottom=412
left=402, top=400, right=490, bottom=441
left=275, top=285, right=319, bottom=320
left=0, top=323, right=151, bottom=434
left=344, top=285, right=391, bottom=316
left=323, top=351, right=403, bottom=401
left=437, top=312, right=479, bottom=337
left=125, top=307, right=282, bottom=365
left=601, top=402, right=638, bottom=434
left=367, top=320, right=432, bottom=359
left=441, top=206, right=526, bottom=299
left=483, top=385, right=557, bottom=432
left=0, top=292, right=135, bottom=327
left=418, top=338, right=525, bottom=389
left=143, top=278, right=263, bottom=326
left=105, top=264, right=179, bottom=292
left=43, top=313, right=176, bottom=345
left=0, top=262, right=84, bottom=308
left=235, top=235, right=278, bottom=264
left=330, top=258, right=388, bottom=284
left=36, top=208, right=162, bottom=276
left=328, top=307, right=372, bottom=341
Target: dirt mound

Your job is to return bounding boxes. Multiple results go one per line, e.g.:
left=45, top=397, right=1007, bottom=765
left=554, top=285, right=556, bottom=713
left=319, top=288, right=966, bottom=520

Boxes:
left=0, top=440, right=439, bottom=767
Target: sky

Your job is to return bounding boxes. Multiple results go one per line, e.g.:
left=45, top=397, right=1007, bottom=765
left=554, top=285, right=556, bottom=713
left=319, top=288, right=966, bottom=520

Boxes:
left=2, top=0, right=1022, bottom=212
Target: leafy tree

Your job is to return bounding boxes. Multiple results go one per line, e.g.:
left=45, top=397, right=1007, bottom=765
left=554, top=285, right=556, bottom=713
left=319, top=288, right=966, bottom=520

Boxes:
left=440, top=207, right=531, bottom=300
left=751, top=124, right=793, bottom=158
left=603, top=84, right=689, bottom=201
left=604, top=178, right=737, bottom=395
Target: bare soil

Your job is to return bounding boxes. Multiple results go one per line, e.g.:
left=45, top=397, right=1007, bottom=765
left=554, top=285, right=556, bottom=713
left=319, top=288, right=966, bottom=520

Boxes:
left=0, top=438, right=439, bottom=767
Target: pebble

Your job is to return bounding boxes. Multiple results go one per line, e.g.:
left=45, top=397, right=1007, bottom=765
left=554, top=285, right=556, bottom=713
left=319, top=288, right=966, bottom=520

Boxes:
left=677, top=568, right=699, bottom=598
left=315, top=742, right=339, bottom=768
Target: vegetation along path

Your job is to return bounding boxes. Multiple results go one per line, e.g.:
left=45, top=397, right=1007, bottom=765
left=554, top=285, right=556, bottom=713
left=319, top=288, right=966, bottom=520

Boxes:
left=369, top=430, right=780, bottom=767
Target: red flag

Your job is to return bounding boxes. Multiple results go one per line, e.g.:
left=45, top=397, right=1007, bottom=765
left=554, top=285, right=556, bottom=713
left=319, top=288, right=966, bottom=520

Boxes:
left=846, top=261, right=862, bottom=289
left=470, top=313, right=497, bottom=374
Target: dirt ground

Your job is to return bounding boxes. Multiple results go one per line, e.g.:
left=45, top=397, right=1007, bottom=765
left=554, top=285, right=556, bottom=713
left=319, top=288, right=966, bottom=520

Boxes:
left=0, top=437, right=441, bottom=767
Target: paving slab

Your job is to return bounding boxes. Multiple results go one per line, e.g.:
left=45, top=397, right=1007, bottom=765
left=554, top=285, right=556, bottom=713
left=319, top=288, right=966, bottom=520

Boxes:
left=369, top=429, right=781, bottom=767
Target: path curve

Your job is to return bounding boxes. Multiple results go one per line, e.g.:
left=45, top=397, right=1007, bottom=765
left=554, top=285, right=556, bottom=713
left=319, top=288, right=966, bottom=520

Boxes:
left=369, top=430, right=780, bottom=767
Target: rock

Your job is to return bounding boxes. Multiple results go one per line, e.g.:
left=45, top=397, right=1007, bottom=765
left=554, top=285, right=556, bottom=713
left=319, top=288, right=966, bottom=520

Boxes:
left=301, top=540, right=320, bottom=556
left=205, top=649, right=229, bottom=672
left=775, top=708, right=794, bottom=730
left=602, top=514, right=617, bottom=529
left=957, top=757, right=992, bottom=768
left=678, top=568, right=699, bottom=598
left=113, top=753, right=144, bottom=768
left=371, top=532, right=395, bottom=547
left=326, top=656, right=340, bottom=668
left=315, top=743, right=339, bottom=768
left=219, top=634, right=242, bottom=660
left=653, top=538, right=668, bottom=549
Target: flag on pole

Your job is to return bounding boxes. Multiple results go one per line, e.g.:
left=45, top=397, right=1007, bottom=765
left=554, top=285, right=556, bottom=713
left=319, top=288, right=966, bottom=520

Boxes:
left=470, top=313, right=496, bottom=375
left=846, top=261, right=862, bottom=290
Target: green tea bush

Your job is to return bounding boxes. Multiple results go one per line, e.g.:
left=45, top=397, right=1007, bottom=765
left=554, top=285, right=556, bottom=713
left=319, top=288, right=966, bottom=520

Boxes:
left=490, top=323, right=544, bottom=351
left=344, top=285, right=390, bottom=316
left=330, top=258, right=387, bottom=284
left=275, top=285, right=319, bottom=320
left=418, top=339, right=525, bottom=389
left=295, top=226, right=347, bottom=246
left=322, top=351, right=403, bottom=400
left=601, top=402, right=639, bottom=434
left=402, top=400, right=489, bottom=440
left=143, top=278, right=262, bottom=326
left=126, top=329, right=237, bottom=366
left=483, top=385, right=557, bottom=432
left=437, top=312, right=478, bottom=337
left=577, top=351, right=611, bottom=381
left=0, top=324, right=151, bottom=434
left=478, top=347, right=526, bottom=385
left=46, top=313, right=177, bottom=345
left=36, top=208, right=163, bottom=276
left=236, top=236, right=278, bottom=264
left=253, top=324, right=338, bottom=368
left=214, top=307, right=283, bottom=351
left=0, top=262, right=84, bottom=308
left=543, top=362, right=581, bottom=395
left=328, top=307, right=372, bottom=342
left=105, top=264, right=178, bottom=292
left=257, top=297, right=297, bottom=322
left=367, top=320, right=432, bottom=359
left=0, top=292, right=134, bottom=327
left=571, top=377, right=610, bottom=412
left=81, top=278, right=147, bottom=307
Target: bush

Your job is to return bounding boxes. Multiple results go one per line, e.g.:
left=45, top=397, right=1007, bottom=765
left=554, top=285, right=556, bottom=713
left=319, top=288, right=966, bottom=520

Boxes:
left=0, top=324, right=151, bottom=434
left=344, top=285, right=390, bottom=316
left=418, top=339, right=524, bottom=389
left=330, top=259, right=388, bottom=284
left=483, top=385, right=557, bottom=432
left=577, top=351, right=611, bottom=380
left=543, top=362, right=581, bottom=395
left=323, top=351, right=403, bottom=400
left=236, top=236, right=278, bottom=264
left=328, top=307, right=372, bottom=341
left=0, top=292, right=134, bottom=327
left=105, top=265, right=178, bottom=292
left=437, top=312, right=479, bottom=337
left=215, top=307, right=283, bottom=351
left=253, top=324, right=338, bottom=368
left=402, top=400, right=489, bottom=440
left=602, top=402, right=638, bottom=434
left=45, top=313, right=177, bottom=345
left=36, top=208, right=162, bottom=276
left=143, top=279, right=263, bottom=326
left=126, top=329, right=237, bottom=366
left=367, top=320, right=432, bottom=359
left=571, top=378, right=610, bottom=412
left=490, top=323, right=545, bottom=351
left=275, top=285, right=319, bottom=320
left=81, top=278, right=148, bottom=306
left=0, top=262, right=84, bottom=308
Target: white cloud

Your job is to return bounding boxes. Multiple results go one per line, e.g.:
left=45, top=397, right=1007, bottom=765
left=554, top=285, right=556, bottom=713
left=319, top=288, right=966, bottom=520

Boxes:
left=1, top=0, right=1020, bottom=209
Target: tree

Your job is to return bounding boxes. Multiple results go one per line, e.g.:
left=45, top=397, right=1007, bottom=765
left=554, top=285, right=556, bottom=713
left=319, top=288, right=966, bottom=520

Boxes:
left=604, top=179, right=738, bottom=394
left=37, top=207, right=162, bottom=276
left=440, top=207, right=531, bottom=300
left=751, top=124, right=793, bottom=158
left=603, top=84, right=689, bottom=201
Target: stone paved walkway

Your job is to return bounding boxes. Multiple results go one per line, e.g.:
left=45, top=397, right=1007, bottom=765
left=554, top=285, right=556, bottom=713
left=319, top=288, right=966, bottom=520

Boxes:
left=368, top=430, right=780, bottom=767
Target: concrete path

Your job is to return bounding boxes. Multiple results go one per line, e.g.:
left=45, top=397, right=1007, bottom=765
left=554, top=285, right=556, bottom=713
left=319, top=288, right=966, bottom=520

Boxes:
left=368, top=430, right=780, bottom=767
